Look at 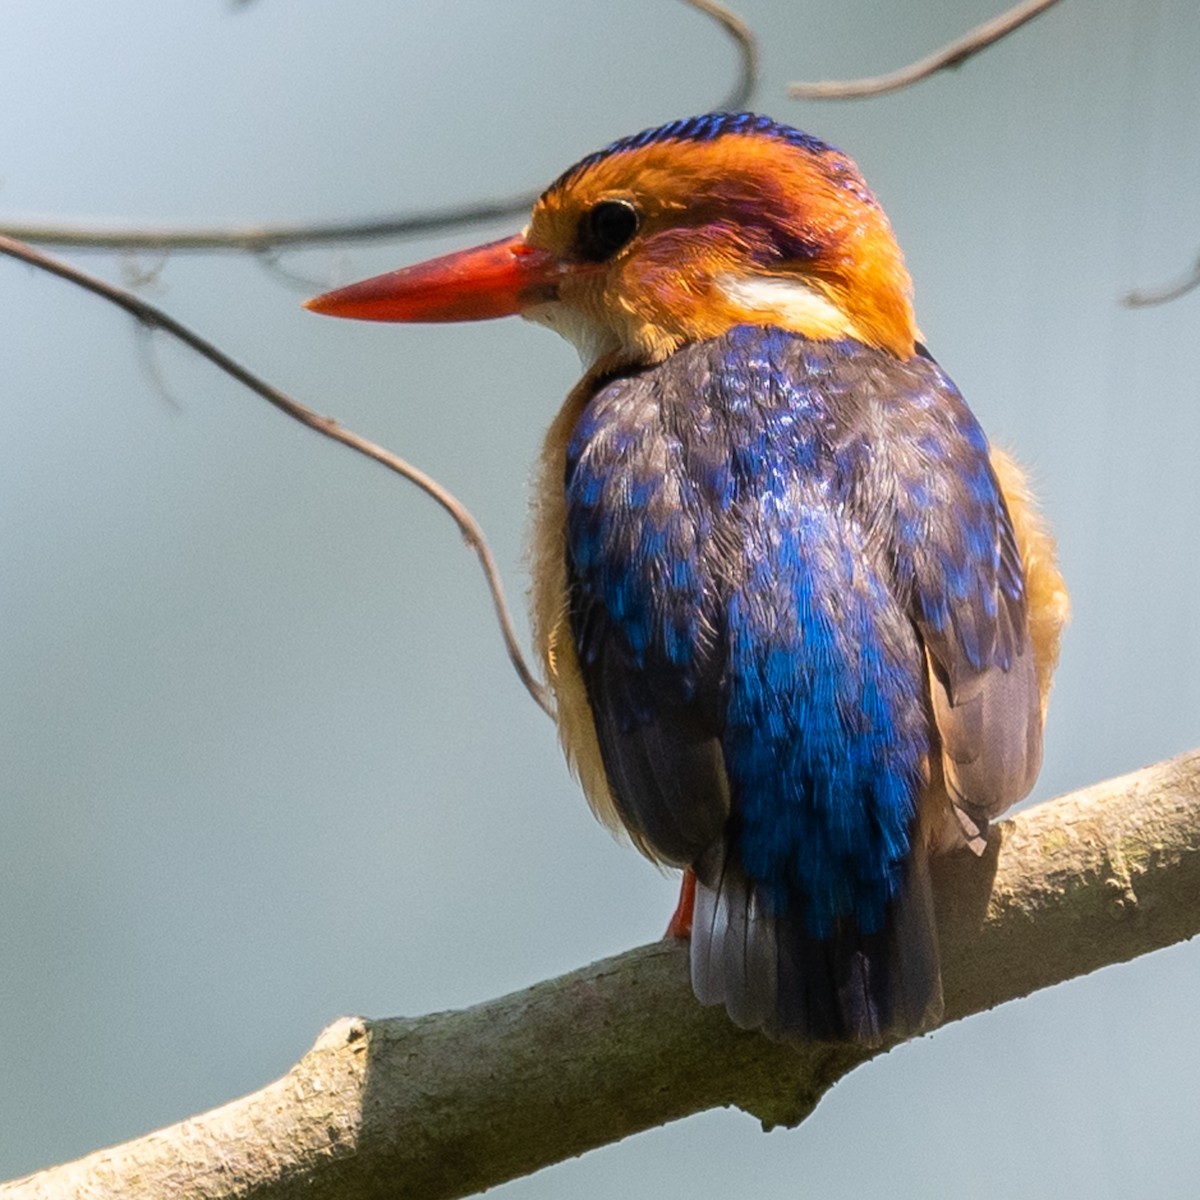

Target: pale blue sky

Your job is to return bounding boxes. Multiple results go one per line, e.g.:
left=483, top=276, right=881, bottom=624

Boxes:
left=2, top=1, right=1199, bottom=1195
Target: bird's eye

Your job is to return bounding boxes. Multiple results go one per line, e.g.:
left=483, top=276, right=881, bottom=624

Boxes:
left=578, top=199, right=640, bottom=262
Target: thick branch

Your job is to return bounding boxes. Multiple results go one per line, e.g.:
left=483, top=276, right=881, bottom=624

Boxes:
left=5, top=750, right=1198, bottom=1200
left=788, top=0, right=1062, bottom=100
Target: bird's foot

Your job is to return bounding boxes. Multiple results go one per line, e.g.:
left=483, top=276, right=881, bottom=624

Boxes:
left=664, top=867, right=697, bottom=939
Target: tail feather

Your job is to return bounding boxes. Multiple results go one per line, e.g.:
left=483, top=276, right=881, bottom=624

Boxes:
left=692, top=856, right=778, bottom=1031
left=690, top=848, right=942, bottom=1045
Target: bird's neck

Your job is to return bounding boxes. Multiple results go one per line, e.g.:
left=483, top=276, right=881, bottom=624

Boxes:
left=583, top=272, right=919, bottom=373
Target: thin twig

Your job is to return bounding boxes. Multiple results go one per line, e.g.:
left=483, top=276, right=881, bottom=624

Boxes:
left=253, top=246, right=332, bottom=292
left=1123, top=250, right=1200, bottom=307
left=0, top=234, right=553, bottom=718
left=788, top=0, right=1063, bottom=100
left=682, top=0, right=759, bottom=111
left=0, top=196, right=539, bottom=253
left=133, top=323, right=185, bottom=413
left=0, top=0, right=756, bottom=255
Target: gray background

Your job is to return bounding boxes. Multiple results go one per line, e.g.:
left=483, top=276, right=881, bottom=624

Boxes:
left=2, top=0, right=1198, bottom=1195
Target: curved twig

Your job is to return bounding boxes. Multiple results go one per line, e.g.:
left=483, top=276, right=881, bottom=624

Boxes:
left=0, top=234, right=553, bottom=718
left=0, top=0, right=756, bottom=255
left=1123, top=250, right=1200, bottom=307
left=682, top=0, right=759, bottom=111
left=788, top=0, right=1062, bottom=101
left=253, top=246, right=333, bottom=292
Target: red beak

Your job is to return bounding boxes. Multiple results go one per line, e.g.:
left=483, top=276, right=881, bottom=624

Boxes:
left=304, top=233, right=562, bottom=323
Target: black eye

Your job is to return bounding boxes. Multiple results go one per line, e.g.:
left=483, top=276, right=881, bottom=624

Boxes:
left=577, top=198, right=640, bottom=262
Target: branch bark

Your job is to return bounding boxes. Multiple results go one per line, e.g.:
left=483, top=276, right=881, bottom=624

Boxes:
left=5, top=749, right=1198, bottom=1200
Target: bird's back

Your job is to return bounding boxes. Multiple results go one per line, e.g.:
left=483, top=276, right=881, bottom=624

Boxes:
left=559, top=325, right=1036, bottom=1041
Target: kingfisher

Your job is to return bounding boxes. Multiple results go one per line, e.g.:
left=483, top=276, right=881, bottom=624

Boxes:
left=306, top=113, right=1068, bottom=1043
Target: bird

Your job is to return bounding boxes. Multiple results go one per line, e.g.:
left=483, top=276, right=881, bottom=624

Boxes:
left=306, top=112, right=1069, bottom=1044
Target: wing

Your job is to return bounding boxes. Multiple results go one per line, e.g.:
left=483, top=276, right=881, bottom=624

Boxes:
left=561, top=330, right=1045, bottom=1039
left=563, top=364, right=731, bottom=866
left=567, top=330, right=945, bottom=1041
left=569, top=581, right=729, bottom=864
left=889, top=358, right=1044, bottom=851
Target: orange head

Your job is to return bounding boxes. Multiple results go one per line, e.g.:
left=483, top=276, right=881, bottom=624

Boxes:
left=306, top=114, right=919, bottom=368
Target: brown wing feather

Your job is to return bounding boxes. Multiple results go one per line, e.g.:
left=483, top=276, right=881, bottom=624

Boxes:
left=927, top=448, right=1068, bottom=856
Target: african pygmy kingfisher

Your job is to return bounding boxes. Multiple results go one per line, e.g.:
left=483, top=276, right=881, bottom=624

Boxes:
left=307, top=113, right=1068, bottom=1043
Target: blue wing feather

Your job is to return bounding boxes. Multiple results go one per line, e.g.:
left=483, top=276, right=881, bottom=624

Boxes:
left=565, top=326, right=1036, bottom=1040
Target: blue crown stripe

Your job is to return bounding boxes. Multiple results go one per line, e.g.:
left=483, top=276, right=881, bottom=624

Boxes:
left=547, top=112, right=836, bottom=195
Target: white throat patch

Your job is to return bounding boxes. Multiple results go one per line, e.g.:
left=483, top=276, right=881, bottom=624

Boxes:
left=716, top=273, right=861, bottom=341
left=522, top=301, right=622, bottom=371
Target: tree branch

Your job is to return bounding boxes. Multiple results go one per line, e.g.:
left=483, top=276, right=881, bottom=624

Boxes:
left=683, top=0, right=759, bottom=112
left=5, top=749, right=1197, bottom=1200
left=788, top=0, right=1063, bottom=100
left=0, top=195, right=541, bottom=254
left=0, top=0, right=756, bottom=255
left=0, top=234, right=553, bottom=717
left=1123, top=249, right=1200, bottom=307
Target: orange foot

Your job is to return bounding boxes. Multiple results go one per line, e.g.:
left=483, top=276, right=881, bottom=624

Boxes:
left=665, top=867, right=697, bottom=939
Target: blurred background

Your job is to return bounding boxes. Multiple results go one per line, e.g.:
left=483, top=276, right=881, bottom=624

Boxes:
left=2, top=0, right=1198, bottom=1195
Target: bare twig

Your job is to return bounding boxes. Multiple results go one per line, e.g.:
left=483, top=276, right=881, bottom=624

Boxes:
left=0, top=234, right=553, bottom=718
left=788, top=0, right=1063, bottom=100
left=1123, top=250, right=1200, bottom=307
left=0, top=0, right=756, bottom=255
left=683, top=0, right=759, bottom=111
left=0, top=196, right=539, bottom=254
left=5, top=749, right=1199, bottom=1199
left=253, top=246, right=333, bottom=292
left=132, top=324, right=185, bottom=413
